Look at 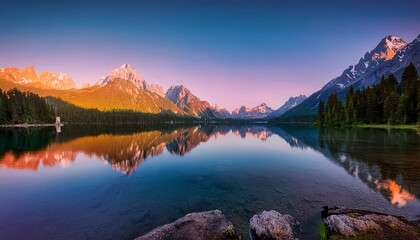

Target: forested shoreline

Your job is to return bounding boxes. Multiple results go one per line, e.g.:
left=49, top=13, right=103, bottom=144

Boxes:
left=317, top=63, right=420, bottom=125
left=45, top=97, right=196, bottom=124
left=2, top=63, right=419, bottom=126
left=0, top=88, right=55, bottom=124
left=0, top=88, right=196, bottom=125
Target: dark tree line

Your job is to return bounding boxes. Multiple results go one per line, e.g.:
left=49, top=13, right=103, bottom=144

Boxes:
left=0, top=88, right=196, bottom=125
left=45, top=97, right=196, bottom=124
left=0, top=88, right=55, bottom=124
left=318, top=63, right=420, bottom=125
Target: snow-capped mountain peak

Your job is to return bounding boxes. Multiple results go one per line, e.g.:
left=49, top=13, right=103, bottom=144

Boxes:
left=383, top=35, right=407, bottom=54
left=254, top=103, right=271, bottom=113
left=269, top=95, right=307, bottom=118
left=279, top=34, right=420, bottom=120
left=165, top=85, right=193, bottom=105
left=231, top=103, right=274, bottom=119
left=369, top=35, right=408, bottom=62
left=0, top=66, right=77, bottom=90
left=95, top=63, right=165, bottom=96
left=39, top=72, right=77, bottom=89
left=95, top=63, right=146, bottom=88
left=321, top=35, right=408, bottom=91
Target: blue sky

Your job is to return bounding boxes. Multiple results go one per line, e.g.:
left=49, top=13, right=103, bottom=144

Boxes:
left=1, top=0, right=419, bottom=110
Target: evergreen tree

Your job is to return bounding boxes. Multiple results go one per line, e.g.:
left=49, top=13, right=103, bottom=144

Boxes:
left=398, top=93, right=410, bottom=124
left=0, top=89, right=5, bottom=124
left=317, top=100, right=325, bottom=124
left=317, top=63, right=419, bottom=126
left=416, top=68, right=420, bottom=123
left=398, top=62, right=419, bottom=123
left=344, top=85, right=355, bottom=124
left=365, top=87, right=377, bottom=123
left=355, top=88, right=366, bottom=123
left=0, top=88, right=55, bottom=124
left=0, top=89, right=196, bottom=125
left=325, top=93, right=343, bottom=125
left=382, top=74, right=399, bottom=124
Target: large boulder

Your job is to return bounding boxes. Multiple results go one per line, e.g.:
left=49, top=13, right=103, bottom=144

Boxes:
left=135, top=210, right=239, bottom=240
left=249, top=210, right=300, bottom=240
left=322, top=207, right=420, bottom=239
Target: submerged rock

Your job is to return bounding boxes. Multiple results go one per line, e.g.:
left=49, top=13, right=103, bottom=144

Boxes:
left=135, top=210, right=239, bottom=240
left=249, top=210, right=300, bottom=240
left=322, top=206, right=420, bottom=240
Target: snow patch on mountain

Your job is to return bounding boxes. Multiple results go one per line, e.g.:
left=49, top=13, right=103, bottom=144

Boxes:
left=231, top=103, right=274, bottom=119
left=269, top=95, right=307, bottom=118
left=39, top=72, right=77, bottom=89
left=96, top=63, right=166, bottom=96
left=321, top=35, right=407, bottom=92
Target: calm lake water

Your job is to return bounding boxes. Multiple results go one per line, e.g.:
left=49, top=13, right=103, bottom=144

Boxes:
left=1, top=124, right=420, bottom=239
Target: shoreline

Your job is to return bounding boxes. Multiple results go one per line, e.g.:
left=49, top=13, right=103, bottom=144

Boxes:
left=2, top=122, right=419, bottom=132
left=314, top=122, right=420, bottom=131
left=0, top=123, right=64, bottom=128
left=351, top=124, right=420, bottom=131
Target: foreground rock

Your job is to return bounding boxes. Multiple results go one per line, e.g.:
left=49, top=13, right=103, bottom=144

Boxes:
left=249, top=210, right=300, bottom=240
left=322, top=206, right=420, bottom=240
left=136, top=210, right=239, bottom=240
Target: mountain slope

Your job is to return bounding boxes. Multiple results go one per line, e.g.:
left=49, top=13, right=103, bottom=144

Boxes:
left=269, top=95, right=307, bottom=118
left=0, top=66, right=77, bottom=90
left=60, top=79, right=182, bottom=113
left=96, top=62, right=165, bottom=96
left=0, top=77, right=183, bottom=114
left=165, top=85, right=223, bottom=118
left=231, top=103, right=273, bottom=119
left=96, top=62, right=149, bottom=89
left=352, top=34, right=420, bottom=89
left=214, top=105, right=231, bottom=118
left=278, top=35, right=419, bottom=121
left=0, top=66, right=39, bottom=84
left=39, top=72, right=77, bottom=89
left=150, top=84, right=165, bottom=97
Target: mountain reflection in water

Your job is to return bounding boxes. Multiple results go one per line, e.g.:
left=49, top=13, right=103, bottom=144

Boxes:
left=0, top=125, right=273, bottom=174
left=1, top=124, right=419, bottom=208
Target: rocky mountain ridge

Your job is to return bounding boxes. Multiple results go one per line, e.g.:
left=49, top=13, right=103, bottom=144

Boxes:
left=0, top=66, right=76, bottom=90
left=278, top=34, right=420, bottom=120
left=231, top=103, right=274, bottom=119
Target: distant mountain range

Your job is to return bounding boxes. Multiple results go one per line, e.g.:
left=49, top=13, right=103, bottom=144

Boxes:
left=268, top=95, right=307, bottom=118
left=165, top=85, right=226, bottom=118
left=0, top=63, right=299, bottom=119
left=0, top=65, right=182, bottom=114
left=277, top=34, right=420, bottom=121
left=231, top=103, right=273, bottom=119
left=0, top=66, right=77, bottom=90
left=1, top=34, right=418, bottom=121
left=95, top=62, right=166, bottom=96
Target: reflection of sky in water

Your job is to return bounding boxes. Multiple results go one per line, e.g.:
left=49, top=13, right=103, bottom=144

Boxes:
left=0, top=125, right=419, bottom=240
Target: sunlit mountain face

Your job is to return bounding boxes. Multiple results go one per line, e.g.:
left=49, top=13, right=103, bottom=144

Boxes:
left=1, top=124, right=419, bottom=208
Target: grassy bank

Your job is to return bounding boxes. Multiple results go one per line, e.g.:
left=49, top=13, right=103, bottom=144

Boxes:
left=314, top=122, right=420, bottom=132
left=351, top=124, right=420, bottom=131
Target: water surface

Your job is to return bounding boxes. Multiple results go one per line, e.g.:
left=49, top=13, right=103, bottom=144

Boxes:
left=1, top=124, right=420, bottom=239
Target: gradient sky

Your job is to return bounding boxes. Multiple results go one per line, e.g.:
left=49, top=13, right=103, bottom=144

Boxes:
left=1, top=0, right=419, bottom=110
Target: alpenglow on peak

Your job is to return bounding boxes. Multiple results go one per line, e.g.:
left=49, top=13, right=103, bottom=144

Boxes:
left=94, top=63, right=165, bottom=96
